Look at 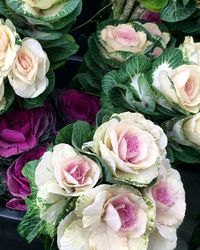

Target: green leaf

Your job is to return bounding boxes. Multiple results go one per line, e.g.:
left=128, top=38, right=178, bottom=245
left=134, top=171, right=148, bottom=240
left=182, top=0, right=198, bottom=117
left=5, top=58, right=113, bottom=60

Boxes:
left=72, top=121, right=93, bottom=150
left=160, top=0, right=196, bottom=22
left=21, top=29, right=63, bottom=41
left=18, top=159, right=76, bottom=243
left=173, top=146, right=200, bottom=164
left=151, top=48, right=184, bottom=73
left=138, top=0, right=169, bottom=11
left=0, top=82, right=15, bottom=115
left=45, top=40, right=79, bottom=62
left=22, top=70, right=55, bottom=109
left=6, top=0, right=81, bottom=22
left=95, top=109, right=113, bottom=127
left=55, top=123, right=74, bottom=145
left=22, top=160, right=39, bottom=193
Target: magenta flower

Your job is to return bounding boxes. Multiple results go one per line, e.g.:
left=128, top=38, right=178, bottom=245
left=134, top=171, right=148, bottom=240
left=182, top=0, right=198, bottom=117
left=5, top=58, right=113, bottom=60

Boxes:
left=0, top=102, right=55, bottom=158
left=140, top=10, right=161, bottom=23
left=6, top=145, right=48, bottom=211
left=55, top=89, right=100, bottom=124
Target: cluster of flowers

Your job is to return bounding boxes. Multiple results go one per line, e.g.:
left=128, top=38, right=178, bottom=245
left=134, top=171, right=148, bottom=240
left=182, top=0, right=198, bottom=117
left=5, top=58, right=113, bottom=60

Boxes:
left=4, top=89, right=100, bottom=210
left=18, top=112, right=186, bottom=250
left=0, top=19, right=50, bottom=114
left=0, top=1, right=193, bottom=250
left=77, top=11, right=200, bottom=164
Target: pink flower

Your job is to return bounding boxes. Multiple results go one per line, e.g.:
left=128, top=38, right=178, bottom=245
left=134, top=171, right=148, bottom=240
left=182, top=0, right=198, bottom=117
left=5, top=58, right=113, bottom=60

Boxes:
left=140, top=10, right=161, bottom=23
left=57, top=185, right=154, bottom=250
left=92, top=112, right=167, bottom=186
left=101, top=24, right=151, bottom=55
left=0, top=102, right=55, bottom=158
left=145, top=160, right=186, bottom=250
left=55, top=89, right=100, bottom=125
left=6, top=145, right=48, bottom=211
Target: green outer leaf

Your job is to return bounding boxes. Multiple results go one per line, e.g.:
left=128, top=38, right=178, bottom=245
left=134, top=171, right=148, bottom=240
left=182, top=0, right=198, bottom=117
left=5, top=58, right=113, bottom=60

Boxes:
left=173, top=146, right=200, bottom=164
left=95, top=109, right=113, bottom=128
left=22, top=70, right=55, bottom=109
left=71, top=121, right=93, bottom=150
left=55, top=123, right=74, bottom=145
left=22, top=29, right=63, bottom=41
left=45, top=40, right=79, bottom=62
left=101, top=55, right=157, bottom=115
left=151, top=48, right=184, bottom=73
left=160, top=0, right=196, bottom=22
left=138, top=0, right=168, bottom=11
left=55, top=121, right=93, bottom=151
left=0, top=82, right=15, bottom=115
left=18, top=159, right=76, bottom=243
left=6, top=0, right=81, bottom=22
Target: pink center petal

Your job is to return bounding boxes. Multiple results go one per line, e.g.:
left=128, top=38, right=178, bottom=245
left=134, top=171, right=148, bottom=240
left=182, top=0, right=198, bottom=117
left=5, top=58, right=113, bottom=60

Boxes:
left=111, top=196, right=137, bottom=231
left=115, top=29, right=135, bottom=42
left=64, top=161, right=91, bottom=185
left=118, top=133, right=143, bottom=163
left=153, top=183, right=175, bottom=207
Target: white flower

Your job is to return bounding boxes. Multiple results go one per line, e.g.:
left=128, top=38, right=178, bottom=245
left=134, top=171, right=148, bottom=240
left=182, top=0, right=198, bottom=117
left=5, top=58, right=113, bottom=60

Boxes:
left=8, top=38, right=50, bottom=98
left=91, top=112, right=167, bottom=186
left=0, top=19, right=20, bottom=76
left=153, top=64, right=200, bottom=113
left=101, top=24, right=151, bottom=56
left=22, top=0, right=60, bottom=10
left=145, top=160, right=186, bottom=250
left=181, top=36, right=200, bottom=65
left=34, top=144, right=101, bottom=223
left=35, top=143, right=101, bottom=197
left=57, top=184, right=155, bottom=250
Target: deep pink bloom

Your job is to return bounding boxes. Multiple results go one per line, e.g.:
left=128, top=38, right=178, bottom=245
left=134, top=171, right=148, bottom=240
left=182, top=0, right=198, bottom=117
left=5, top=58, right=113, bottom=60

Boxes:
left=140, top=10, right=161, bottom=23
left=0, top=102, right=55, bottom=158
left=6, top=198, right=27, bottom=211
left=6, top=145, right=48, bottom=211
left=55, top=89, right=100, bottom=124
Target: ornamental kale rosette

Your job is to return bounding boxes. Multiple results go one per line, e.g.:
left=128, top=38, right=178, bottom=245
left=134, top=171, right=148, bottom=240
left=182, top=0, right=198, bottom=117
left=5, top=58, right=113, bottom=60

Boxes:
left=54, top=89, right=100, bottom=125
left=77, top=19, right=170, bottom=92
left=18, top=142, right=102, bottom=243
left=6, top=145, right=48, bottom=211
left=90, top=112, right=167, bottom=187
left=0, top=102, right=55, bottom=159
left=163, top=113, right=200, bottom=163
left=0, top=0, right=80, bottom=67
left=145, top=159, right=186, bottom=250
left=57, top=184, right=154, bottom=250
left=151, top=48, right=200, bottom=115
left=0, top=19, right=55, bottom=113
left=18, top=111, right=185, bottom=250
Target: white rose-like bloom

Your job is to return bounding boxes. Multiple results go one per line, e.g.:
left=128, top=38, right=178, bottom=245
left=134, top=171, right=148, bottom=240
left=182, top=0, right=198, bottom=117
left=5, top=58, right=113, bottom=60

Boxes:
left=91, top=112, right=167, bottom=187
left=168, top=113, right=200, bottom=149
left=145, top=159, right=186, bottom=250
left=0, top=19, right=20, bottom=76
left=182, top=36, right=200, bottom=65
left=8, top=38, right=50, bottom=98
left=101, top=24, right=151, bottom=55
left=22, top=0, right=61, bottom=10
left=57, top=185, right=155, bottom=250
left=34, top=143, right=101, bottom=223
left=153, top=64, right=200, bottom=113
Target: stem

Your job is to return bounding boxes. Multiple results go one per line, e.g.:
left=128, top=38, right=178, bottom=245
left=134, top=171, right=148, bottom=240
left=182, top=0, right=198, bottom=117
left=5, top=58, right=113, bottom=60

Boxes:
left=112, top=0, right=126, bottom=19
left=120, top=0, right=136, bottom=21
left=71, top=2, right=112, bottom=32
